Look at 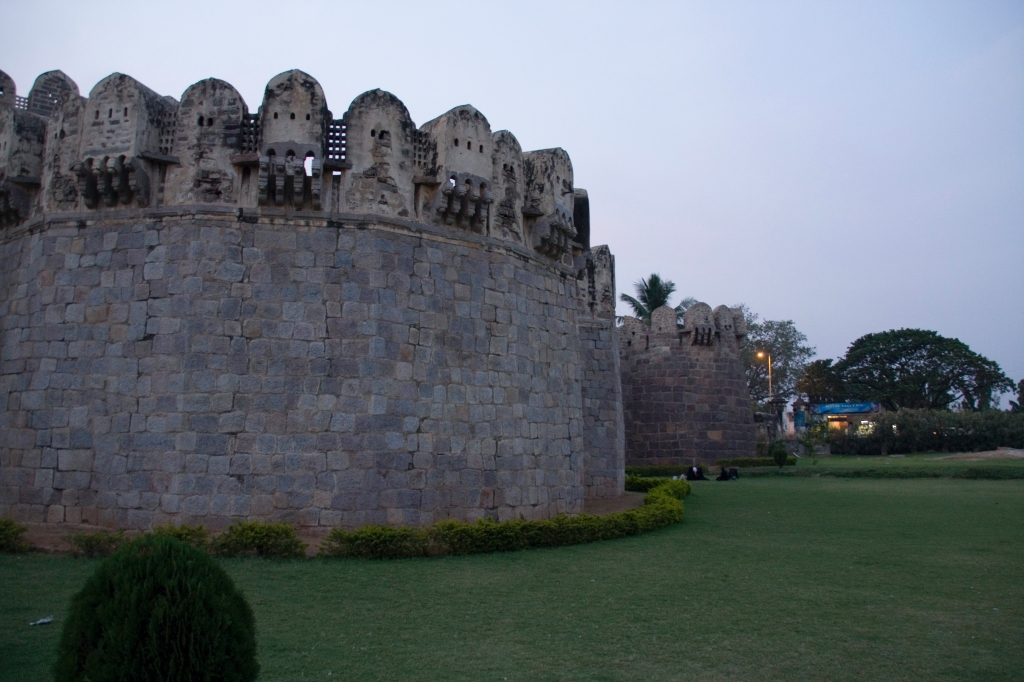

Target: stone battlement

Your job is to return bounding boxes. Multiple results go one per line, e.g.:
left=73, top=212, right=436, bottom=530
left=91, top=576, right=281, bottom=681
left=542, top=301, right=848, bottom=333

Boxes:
left=0, top=69, right=586, bottom=264
left=0, top=67, right=624, bottom=532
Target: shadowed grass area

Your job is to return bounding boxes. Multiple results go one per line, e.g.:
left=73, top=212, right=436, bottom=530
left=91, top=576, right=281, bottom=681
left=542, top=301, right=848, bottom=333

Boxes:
left=2, top=478, right=1022, bottom=681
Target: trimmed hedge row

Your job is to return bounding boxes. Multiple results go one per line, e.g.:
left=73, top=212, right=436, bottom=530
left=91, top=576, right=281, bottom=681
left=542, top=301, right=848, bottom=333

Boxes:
left=209, top=520, right=306, bottom=558
left=741, top=464, right=1024, bottom=480
left=29, top=480, right=695, bottom=560
left=716, top=456, right=797, bottom=468
left=830, top=409, right=1024, bottom=455
left=625, top=465, right=695, bottom=477
left=625, top=474, right=671, bottom=492
left=0, top=517, right=30, bottom=553
left=625, top=457, right=795, bottom=479
left=320, top=479, right=691, bottom=560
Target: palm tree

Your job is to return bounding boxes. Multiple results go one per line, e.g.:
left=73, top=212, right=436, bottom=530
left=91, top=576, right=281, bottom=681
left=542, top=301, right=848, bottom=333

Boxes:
left=619, top=274, right=696, bottom=325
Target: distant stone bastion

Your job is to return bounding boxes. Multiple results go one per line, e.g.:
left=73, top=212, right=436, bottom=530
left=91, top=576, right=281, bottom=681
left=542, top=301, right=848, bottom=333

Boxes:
left=0, top=68, right=626, bottom=531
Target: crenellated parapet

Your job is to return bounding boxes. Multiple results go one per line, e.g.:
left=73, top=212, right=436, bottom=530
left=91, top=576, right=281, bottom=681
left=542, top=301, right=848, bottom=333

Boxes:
left=1, top=68, right=587, bottom=264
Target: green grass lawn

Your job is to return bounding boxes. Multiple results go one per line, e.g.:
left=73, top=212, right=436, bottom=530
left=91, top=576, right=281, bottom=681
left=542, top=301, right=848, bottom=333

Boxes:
left=795, top=452, right=1024, bottom=469
left=3, top=477, right=1022, bottom=681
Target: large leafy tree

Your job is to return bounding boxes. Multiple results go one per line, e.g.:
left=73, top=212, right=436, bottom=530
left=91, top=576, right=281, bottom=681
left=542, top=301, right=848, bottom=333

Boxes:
left=796, top=358, right=846, bottom=403
left=834, top=329, right=1013, bottom=411
left=619, top=274, right=696, bottom=324
left=735, top=304, right=815, bottom=402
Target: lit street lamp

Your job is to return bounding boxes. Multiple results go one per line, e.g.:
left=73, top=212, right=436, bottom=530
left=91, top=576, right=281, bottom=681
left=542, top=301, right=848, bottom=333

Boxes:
left=756, top=350, right=772, bottom=398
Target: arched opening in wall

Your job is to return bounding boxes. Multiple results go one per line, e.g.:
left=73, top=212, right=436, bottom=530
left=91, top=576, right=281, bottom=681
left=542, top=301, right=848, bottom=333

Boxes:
left=95, top=110, right=99, bottom=120
left=207, top=118, right=215, bottom=127
left=59, top=129, right=65, bottom=139
left=304, top=152, right=315, bottom=177
left=197, top=115, right=204, bottom=127
left=286, top=149, right=296, bottom=161
left=479, top=145, right=483, bottom=153
left=306, top=114, right=310, bottom=120
left=273, top=112, right=278, bottom=119
left=378, top=130, right=389, bottom=141
left=108, top=108, right=112, bottom=119
left=448, top=176, right=456, bottom=188
left=466, top=141, right=471, bottom=150
left=453, top=138, right=459, bottom=147
left=371, top=129, right=376, bottom=137
left=290, top=112, right=295, bottom=119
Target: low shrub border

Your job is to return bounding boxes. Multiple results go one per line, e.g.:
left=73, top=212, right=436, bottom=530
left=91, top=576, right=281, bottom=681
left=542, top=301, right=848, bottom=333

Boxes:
left=741, top=465, right=1024, bottom=480
left=320, top=479, right=691, bottom=560
left=625, top=475, right=670, bottom=492
left=625, top=465, right=696, bottom=478
left=626, top=457, right=795, bottom=479
left=0, top=517, right=30, bottom=553
left=65, top=529, right=126, bottom=558
left=210, top=520, right=306, bottom=558
left=717, top=456, right=797, bottom=468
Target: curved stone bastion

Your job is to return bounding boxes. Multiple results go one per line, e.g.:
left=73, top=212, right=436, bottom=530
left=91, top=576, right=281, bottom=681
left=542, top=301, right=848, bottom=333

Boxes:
left=0, top=68, right=625, bottom=530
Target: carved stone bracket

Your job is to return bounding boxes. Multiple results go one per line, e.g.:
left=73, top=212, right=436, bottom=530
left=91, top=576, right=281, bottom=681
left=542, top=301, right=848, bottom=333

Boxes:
left=529, top=206, right=576, bottom=260
left=309, top=158, right=323, bottom=211
left=125, top=157, right=150, bottom=207
left=0, top=180, right=31, bottom=228
left=73, top=160, right=99, bottom=209
left=436, top=173, right=493, bottom=232
left=257, top=156, right=270, bottom=204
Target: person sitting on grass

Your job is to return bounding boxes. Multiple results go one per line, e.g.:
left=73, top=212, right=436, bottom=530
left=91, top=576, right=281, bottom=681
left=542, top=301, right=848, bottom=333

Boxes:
left=716, top=466, right=730, bottom=481
left=729, top=467, right=739, bottom=480
left=686, top=465, right=708, bottom=481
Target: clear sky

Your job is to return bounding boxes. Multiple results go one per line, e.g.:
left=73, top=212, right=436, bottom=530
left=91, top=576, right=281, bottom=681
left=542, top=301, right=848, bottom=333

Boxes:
left=2, top=0, right=1021, bottom=391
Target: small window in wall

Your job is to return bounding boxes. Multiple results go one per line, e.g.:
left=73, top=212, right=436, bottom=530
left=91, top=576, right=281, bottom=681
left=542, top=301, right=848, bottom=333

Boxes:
left=273, top=112, right=278, bottom=119
left=466, top=141, right=471, bottom=150
left=479, top=145, right=483, bottom=153
left=304, top=153, right=315, bottom=176
left=108, top=108, right=112, bottom=119
left=95, top=110, right=99, bottom=120
left=290, top=112, right=295, bottom=120
left=306, top=114, right=310, bottom=120
left=124, top=107, right=128, bottom=118
left=198, top=116, right=204, bottom=126
left=454, top=138, right=459, bottom=146
left=371, top=129, right=376, bottom=137
left=207, top=118, right=214, bottom=127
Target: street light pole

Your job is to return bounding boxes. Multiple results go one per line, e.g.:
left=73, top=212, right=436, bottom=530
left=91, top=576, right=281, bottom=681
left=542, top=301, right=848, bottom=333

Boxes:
left=757, top=351, right=773, bottom=398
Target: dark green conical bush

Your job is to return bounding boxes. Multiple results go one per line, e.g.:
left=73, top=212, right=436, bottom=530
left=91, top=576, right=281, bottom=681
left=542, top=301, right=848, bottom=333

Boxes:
left=54, top=535, right=258, bottom=682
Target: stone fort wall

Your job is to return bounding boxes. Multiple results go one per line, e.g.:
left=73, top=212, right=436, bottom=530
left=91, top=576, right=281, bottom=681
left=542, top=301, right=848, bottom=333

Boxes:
left=620, top=304, right=757, bottom=467
left=0, top=67, right=624, bottom=530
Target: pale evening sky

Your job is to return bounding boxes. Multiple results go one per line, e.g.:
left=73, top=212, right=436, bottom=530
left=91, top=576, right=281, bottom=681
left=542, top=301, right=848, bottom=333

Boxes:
left=2, top=0, right=1021, bottom=392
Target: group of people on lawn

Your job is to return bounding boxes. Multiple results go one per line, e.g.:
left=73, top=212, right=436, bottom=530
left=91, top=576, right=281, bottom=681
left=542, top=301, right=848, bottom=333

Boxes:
left=684, top=465, right=739, bottom=481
